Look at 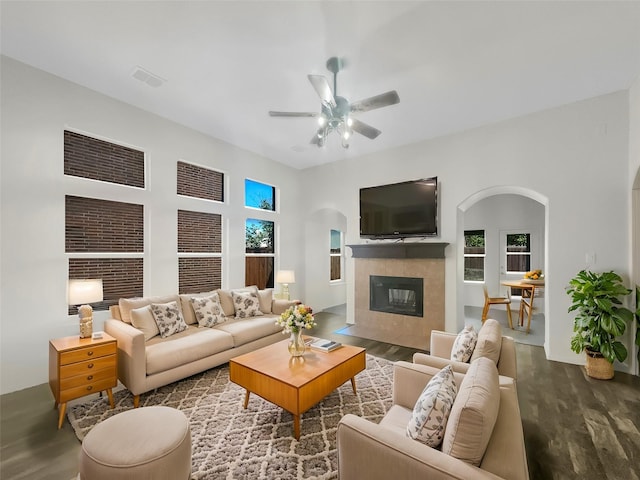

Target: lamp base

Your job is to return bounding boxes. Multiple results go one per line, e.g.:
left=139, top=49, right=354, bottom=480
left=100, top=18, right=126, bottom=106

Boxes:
left=281, top=284, right=290, bottom=301
left=78, top=304, right=94, bottom=339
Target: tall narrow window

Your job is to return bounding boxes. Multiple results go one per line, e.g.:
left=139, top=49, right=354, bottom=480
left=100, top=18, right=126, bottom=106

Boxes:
left=464, top=230, right=485, bottom=282
left=330, top=229, right=342, bottom=281
left=177, top=210, right=222, bottom=293
left=245, top=179, right=275, bottom=211
left=65, top=195, right=144, bottom=313
left=506, top=233, right=531, bottom=273
left=245, top=218, right=275, bottom=288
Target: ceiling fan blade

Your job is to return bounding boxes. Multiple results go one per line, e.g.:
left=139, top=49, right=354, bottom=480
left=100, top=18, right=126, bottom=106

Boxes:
left=351, top=118, right=381, bottom=139
left=350, top=90, right=400, bottom=113
left=308, top=75, right=337, bottom=109
left=269, top=111, right=318, bottom=117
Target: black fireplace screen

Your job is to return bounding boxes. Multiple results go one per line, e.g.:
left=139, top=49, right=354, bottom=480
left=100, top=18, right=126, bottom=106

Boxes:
left=369, top=275, right=424, bottom=317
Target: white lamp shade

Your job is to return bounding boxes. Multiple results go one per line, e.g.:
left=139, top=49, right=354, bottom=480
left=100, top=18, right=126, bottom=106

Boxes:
left=68, top=279, right=103, bottom=305
left=276, top=270, right=295, bottom=284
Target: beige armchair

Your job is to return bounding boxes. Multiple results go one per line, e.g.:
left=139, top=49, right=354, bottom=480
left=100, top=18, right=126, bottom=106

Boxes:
left=337, top=361, right=529, bottom=480
left=413, top=326, right=517, bottom=379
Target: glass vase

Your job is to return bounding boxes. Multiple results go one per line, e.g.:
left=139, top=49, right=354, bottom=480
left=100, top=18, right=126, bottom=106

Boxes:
left=288, top=329, right=306, bottom=357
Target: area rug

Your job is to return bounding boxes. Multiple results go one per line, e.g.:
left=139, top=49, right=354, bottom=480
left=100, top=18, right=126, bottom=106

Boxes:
left=67, top=354, right=394, bottom=480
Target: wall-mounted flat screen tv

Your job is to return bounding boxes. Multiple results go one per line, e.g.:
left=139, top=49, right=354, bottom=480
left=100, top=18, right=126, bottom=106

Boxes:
left=360, top=177, right=438, bottom=238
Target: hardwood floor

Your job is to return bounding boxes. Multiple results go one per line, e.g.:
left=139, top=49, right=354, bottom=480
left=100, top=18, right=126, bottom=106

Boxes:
left=1, top=307, right=638, bottom=479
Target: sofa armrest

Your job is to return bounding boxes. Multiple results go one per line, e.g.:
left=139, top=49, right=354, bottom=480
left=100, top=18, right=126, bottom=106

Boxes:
left=392, top=361, right=442, bottom=409
left=429, top=330, right=457, bottom=359
left=497, top=336, right=517, bottom=379
left=412, top=353, right=472, bottom=375
left=104, top=319, right=146, bottom=395
left=337, top=414, right=504, bottom=480
left=271, top=298, right=301, bottom=315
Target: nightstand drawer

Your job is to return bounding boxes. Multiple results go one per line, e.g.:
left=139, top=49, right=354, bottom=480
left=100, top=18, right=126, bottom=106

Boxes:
left=60, top=355, right=116, bottom=379
left=60, top=343, right=116, bottom=365
left=60, top=366, right=116, bottom=390
left=59, top=378, right=116, bottom=403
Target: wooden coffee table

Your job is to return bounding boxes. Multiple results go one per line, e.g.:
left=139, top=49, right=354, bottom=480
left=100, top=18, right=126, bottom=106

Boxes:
left=229, top=339, right=366, bottom=439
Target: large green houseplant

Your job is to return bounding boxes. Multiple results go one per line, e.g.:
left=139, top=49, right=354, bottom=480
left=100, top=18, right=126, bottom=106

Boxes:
left=567, top=270, right=633, bottom=379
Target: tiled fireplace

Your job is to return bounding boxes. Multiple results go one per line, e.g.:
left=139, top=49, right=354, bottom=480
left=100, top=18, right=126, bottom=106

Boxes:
left=348, top=243, right=447, bottom=349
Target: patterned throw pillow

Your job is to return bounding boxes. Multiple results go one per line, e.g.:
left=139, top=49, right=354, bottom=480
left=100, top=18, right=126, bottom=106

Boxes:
left=450, top=324, right=478, bottom=362
left=407, top=365, right=458, bottom=447
left=231, top=291, right=264, bottom=319
left=190, top=293, right=226, bottom=328
left=150, top=301, right=188, bottom=338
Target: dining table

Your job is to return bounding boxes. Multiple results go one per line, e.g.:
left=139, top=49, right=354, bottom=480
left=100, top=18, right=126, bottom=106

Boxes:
left=501, top=280, right=545, bottom=332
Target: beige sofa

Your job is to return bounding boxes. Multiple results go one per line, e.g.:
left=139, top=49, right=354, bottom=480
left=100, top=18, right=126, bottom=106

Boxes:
left=413, top=322, right=518, bottom=379
left=337, top=359, right=529, bottom=480
left=105, top=287, right=296, bottom=407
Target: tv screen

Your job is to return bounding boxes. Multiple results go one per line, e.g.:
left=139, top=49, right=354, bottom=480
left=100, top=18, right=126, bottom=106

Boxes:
left=360, top=177, right=438, bottom=238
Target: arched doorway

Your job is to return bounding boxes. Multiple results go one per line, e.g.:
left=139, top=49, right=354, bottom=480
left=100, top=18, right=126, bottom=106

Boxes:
left=457, top=186, right=550, bottom=350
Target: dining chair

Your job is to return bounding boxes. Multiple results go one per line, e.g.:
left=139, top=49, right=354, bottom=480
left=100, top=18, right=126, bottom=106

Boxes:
left=519, top=286, right=536, bottom=333
left=482, top=285, right=513, bottom=329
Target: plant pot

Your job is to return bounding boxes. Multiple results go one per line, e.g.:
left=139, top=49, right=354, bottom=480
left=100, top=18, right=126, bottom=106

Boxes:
left=585, top=349, right=614, bottom=380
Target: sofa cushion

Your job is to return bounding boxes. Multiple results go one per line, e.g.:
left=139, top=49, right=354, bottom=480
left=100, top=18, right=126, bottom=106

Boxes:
left=470, top=319, right=502, bottom=365
left=145, top=326, right=234, bottom=375
left=179, top=291, right=217, bottom=325
left=217, top=286, right=258, bottom=316
left=118, top=295, right=181, bottom=324
left=130, top=305, right=160, bottom=341
left=257, top=288, right=273, bottom=314
left=406, top=364, right=458, bottom=447
left=232, top=291, right=263, bottom=319
left=442, top=356, right=500, bottom=466
left=214, top=315, right=281, bottom=347
left=150, top=301, right=188, bottom=338
left=451, top=325, right=477, bottom=362
left=190, top=293, right=226, bottom=327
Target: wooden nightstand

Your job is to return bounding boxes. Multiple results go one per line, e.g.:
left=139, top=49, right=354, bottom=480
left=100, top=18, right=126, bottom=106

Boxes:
left=49, top=333, right=117, bottom=429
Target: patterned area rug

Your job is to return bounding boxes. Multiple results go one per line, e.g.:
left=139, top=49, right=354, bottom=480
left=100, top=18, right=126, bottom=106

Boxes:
left=67, top=354, right=394, bottom=480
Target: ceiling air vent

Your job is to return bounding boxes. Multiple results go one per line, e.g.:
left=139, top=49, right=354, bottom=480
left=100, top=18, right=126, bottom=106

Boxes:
left=131, top=66, right=166, bottom=88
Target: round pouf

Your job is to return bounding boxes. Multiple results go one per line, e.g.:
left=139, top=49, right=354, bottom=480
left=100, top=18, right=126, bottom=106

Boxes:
left=79, top=406, right=191, bottom=480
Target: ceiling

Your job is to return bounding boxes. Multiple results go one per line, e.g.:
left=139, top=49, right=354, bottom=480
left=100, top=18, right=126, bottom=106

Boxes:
left=2, top=1, right=640, bottom=170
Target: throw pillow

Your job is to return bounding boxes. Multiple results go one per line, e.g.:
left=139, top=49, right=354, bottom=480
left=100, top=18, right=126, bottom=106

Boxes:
left=150, top=301, right=188, bottom=338
left=407, top=365, right=458, bottom=447
left=118, top=295, right=180, bottom=324
left=179, top=290, right=217, bottom=325
left=451, top=324, right=478, bottom=362
left=257, top=288, right=273, bottom=314
left=190, top=293, right=226, bottom=328
left=442, top=357, right=500, bottom=466
left=470, top=318, right=502, bottom=365
left=231, top=290, right=264, bottom=319
left=130, top=305, right=160, bottom=341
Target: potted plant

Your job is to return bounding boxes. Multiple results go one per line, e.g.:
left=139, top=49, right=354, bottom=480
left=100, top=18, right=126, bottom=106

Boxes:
left=567, top=270, right=633, bottom=379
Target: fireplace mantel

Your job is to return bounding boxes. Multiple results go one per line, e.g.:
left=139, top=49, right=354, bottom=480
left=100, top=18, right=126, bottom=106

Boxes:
left=348, top=242, right=448, bottom=259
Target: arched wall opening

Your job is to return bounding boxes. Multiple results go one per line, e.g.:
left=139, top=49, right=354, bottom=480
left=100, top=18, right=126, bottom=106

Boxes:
left=457, top=186, right=550, bottom=352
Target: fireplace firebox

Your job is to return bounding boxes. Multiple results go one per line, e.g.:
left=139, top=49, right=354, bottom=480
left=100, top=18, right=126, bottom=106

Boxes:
left=369, top=275, right=424, bottom=317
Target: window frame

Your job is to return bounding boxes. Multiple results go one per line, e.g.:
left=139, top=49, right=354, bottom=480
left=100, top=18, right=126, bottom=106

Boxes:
left=245, top=217, right=276, bottom=288
left=463, top=229, right=486, bottom=283
left=330, top=229, right=343, bottom=282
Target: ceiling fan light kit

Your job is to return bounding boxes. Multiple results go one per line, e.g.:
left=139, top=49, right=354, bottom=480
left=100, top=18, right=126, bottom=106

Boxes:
left=269, top=57, right=400, bottom=149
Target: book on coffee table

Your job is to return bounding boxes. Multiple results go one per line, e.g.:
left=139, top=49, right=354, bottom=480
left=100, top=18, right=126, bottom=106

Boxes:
left=310, top=338, right=342, bottom=352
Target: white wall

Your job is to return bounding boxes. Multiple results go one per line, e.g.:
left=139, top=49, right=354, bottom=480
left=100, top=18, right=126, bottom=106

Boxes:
left=302, top=90, right=631, bottom=369
left=304, top=208, right=348, bottom=310
left=462, top=194, right=545, bottom=306
left=0, top=57, right=304, bottom=394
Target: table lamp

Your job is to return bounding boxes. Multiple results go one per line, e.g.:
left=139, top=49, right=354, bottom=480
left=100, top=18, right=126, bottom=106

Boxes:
left=68, top=279, right=103, bottom=338
left=275, top=270, right=295, bottom=300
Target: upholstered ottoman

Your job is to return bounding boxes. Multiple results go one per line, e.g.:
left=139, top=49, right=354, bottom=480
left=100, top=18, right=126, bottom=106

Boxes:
left=79, top=406, right=191, bottom=480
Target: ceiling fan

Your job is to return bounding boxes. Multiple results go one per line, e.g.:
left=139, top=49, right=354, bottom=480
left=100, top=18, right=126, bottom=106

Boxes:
left=269, top=57, right=400, bottom=148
